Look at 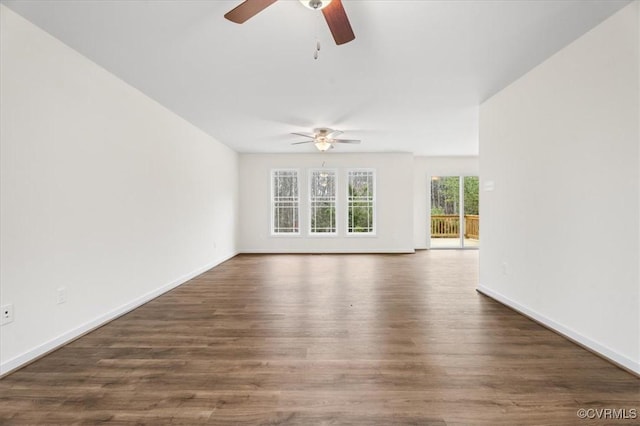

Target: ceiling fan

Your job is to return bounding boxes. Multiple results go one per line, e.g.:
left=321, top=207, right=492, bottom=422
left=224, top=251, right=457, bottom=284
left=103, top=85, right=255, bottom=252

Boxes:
left=224, top=0, right=355, bottom=45
left=291, top=128, right=361, bottom=151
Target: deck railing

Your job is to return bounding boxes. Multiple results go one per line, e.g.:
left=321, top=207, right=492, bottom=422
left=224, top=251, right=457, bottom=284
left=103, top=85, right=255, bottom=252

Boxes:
left=431, top=214, right=479, bottom=239
left=465, top=215, right=479, bottom=239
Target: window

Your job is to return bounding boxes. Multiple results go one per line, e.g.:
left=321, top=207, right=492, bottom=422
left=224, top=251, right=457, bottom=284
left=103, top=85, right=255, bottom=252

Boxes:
left=347, top=170, right=375, bottom=234
left=309, top=170, right=337, bottom=234
left=271, top=170, right=299, bottom=234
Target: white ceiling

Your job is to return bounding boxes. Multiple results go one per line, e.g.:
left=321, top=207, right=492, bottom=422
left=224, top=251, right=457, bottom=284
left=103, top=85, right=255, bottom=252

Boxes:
left=1, top=0, right=631, bottom=155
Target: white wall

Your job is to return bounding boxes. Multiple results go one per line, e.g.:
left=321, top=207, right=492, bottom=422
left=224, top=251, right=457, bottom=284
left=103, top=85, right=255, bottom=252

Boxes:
left=413, top=156, right=479, bottom=249
left=239, top=153, right=414, bottom=253
left=480, top=2, right=639, bottom=374
left=0, top=5, right=238, bottom=374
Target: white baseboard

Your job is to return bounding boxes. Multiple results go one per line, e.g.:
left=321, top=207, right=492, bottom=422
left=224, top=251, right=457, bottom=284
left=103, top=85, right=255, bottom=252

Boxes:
left=0, top=251, right=238, bottom=376
left=477, top=284, right=640, bottom=377
left=239, top=249, right=415, bottom=254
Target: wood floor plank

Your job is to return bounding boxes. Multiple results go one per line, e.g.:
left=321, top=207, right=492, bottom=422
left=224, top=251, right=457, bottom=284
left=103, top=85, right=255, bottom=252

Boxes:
left=0, top=251, right=638, bottom=424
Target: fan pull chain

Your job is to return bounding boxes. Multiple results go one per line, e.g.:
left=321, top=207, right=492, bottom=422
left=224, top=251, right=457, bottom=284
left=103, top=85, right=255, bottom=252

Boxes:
left=313, top=12, right=321, bottom=60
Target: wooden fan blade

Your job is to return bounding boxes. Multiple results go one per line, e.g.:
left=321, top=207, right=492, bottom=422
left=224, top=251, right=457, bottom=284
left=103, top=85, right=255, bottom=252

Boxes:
left=291, top=132, right=316, bottom=139
left=333, top=139, right=361, bottom=144
left=224, top=0, right=278, bottom=24
left=322, top=0, right=355, bottom=45
left=291, top=141, right=315, bottom=145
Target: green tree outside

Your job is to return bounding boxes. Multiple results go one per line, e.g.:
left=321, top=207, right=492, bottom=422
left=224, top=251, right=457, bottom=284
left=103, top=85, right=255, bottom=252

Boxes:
left=431, top=176, right=478, bottom=215
left=348, top=183, right=374, bottom=232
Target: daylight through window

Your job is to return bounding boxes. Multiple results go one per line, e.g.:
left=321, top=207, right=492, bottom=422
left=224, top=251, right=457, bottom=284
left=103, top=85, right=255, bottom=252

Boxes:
left=272, top=170, right=299, bottom=234
left=347, top=170, right=375, bottom=234
left=309, top=170, right=336, bottom=234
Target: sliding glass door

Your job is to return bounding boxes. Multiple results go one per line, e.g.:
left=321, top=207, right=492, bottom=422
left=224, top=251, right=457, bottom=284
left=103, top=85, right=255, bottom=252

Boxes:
left=430, top=176, right=479, bottom=249
left=462, top=176, right=479, bottom=248
left=430, top=176, right=460, bottom=248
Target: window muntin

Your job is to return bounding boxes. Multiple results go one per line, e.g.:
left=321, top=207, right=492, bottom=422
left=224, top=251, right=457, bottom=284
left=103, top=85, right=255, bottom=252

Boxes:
left=347, top=170, right=375, bottom=234
left=309, top=170, right=337, bottom=234
left=271, top=170, right=299, bottom=234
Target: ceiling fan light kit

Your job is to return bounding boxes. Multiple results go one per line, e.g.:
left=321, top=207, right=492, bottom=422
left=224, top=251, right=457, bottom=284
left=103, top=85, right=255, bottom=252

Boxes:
left=291, top=127, right=361, bottom=152
left=314, top=139, right=333, bottom=152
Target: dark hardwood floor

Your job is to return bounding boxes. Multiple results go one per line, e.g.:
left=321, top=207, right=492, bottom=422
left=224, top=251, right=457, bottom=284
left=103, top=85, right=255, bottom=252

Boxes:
left=0, top=251, right=638, bottom=425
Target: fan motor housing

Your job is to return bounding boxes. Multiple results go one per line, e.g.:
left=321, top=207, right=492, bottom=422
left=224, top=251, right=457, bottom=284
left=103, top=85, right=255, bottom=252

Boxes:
left=300, top=0, right=332, bottom=10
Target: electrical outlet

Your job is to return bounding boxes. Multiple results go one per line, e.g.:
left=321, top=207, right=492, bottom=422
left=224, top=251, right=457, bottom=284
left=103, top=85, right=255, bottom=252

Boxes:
left=502, top=262, right=509, bottom=275
left=57, top=287, right=67, bottom=305
left=1, top=304, right=14, bottom=326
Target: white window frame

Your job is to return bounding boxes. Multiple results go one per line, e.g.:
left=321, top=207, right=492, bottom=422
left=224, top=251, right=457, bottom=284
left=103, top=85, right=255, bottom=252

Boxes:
left=270, top=169, right=301, bottom=236
left=308, top=169, right=338, bottom=236
left=346, top=169, right=376, bottom=236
